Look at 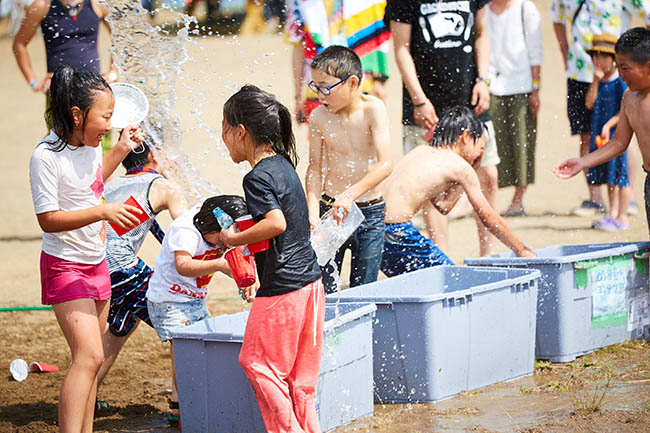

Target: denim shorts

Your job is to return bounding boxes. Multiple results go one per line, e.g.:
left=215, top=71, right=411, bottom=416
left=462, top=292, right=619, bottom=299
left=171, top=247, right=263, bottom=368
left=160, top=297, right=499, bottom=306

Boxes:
left=319, top=199, right=385, bottom=293
left=147, top=299, right=210, bottom=342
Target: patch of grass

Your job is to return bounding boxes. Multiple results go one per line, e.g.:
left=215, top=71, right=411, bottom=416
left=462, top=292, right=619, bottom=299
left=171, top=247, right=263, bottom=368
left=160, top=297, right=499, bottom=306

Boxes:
left=534, top=360, right=551, bottom=371
left=621, top=340, right=647, bottom=350
left=571, top=366, right=613, bottom=414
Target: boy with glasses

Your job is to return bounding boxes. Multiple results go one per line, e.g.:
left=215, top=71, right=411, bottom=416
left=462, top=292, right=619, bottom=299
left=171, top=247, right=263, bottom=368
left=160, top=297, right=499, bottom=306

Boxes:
left=305, top=45, right=393, bottom=293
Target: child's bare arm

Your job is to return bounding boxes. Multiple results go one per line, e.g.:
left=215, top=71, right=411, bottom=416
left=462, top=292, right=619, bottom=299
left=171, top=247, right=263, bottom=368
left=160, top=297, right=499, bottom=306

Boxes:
left=554, top=92, right=634, bottom=178
left=36, top=202, right=141, bottom=233
left=174, top=251, right=228, bottom=278
left=460, top=166, right=534, bottom=257
left=305, top=115, right=324, bottom=228
left=103, top=126, right=144, bottom=181
left=221, top=209, right=286, bottom=247
left=431, top=185, right=464, bottom=215
left=332, top=101, right=393, bottom=218
left=601, top=114, right=619, bottom=139
left=150, top=178, right=188, bottom=220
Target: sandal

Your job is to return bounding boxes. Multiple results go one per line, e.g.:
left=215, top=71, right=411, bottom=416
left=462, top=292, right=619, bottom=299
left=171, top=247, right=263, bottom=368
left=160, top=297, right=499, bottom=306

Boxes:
left=95, top=399, right=111, bottom=412
left=168, top=400, right=180, bottom=426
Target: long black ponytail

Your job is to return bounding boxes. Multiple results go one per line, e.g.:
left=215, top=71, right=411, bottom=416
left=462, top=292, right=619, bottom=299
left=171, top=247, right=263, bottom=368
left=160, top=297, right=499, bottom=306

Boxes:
left=45, top=65, right=112, bottom=151
left=223, top=84, right=298, bottom=168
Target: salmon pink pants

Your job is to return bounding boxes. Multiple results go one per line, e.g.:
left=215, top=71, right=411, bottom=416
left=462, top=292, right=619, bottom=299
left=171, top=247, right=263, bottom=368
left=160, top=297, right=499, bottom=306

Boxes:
left=239, top=279, right=325, bottom=433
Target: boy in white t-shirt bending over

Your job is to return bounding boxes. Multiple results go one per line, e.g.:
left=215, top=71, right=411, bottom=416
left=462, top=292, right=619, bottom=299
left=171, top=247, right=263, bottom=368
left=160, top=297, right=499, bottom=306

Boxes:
left=146, top=195, right=251, bottom=424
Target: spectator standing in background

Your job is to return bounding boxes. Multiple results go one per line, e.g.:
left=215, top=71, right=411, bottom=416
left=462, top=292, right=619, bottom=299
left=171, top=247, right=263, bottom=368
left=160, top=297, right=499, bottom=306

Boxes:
left=551, top=0, right=650, bottom=217
left=487, top=0, right=543, bottom=217
left=13, top=0, right=118, bottom=95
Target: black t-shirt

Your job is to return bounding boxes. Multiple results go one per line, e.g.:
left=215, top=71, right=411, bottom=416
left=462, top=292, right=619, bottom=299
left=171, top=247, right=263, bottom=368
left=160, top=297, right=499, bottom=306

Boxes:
left=386, top=0, right=490, bottom=125
left=243, top=155, right=322, bottom=297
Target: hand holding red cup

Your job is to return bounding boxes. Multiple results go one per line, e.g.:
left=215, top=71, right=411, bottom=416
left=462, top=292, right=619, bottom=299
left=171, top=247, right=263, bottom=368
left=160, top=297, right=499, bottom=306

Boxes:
left=235, top=215, right=269, bottom=253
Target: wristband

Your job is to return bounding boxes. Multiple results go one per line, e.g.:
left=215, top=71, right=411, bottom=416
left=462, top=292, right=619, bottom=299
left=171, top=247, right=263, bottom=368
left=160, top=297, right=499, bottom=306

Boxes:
left=532, top=79, right=541, bottom=90
left=475, top=76, right=490, bottom=87
left=413, top=101, right=427, bottom=108
left=29, top=79, right=37, bottom=89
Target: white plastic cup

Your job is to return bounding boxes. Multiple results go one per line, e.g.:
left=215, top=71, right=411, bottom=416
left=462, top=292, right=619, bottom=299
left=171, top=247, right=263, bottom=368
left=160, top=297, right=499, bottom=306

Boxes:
left=311, top=202, right=365, bottom=266
left=10, top=359, right=28, bottom=382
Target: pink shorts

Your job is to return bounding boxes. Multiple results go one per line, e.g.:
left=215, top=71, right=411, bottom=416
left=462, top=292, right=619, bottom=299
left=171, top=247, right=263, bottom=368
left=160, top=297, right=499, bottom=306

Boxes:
left=40, top=251, right=111, bottom=305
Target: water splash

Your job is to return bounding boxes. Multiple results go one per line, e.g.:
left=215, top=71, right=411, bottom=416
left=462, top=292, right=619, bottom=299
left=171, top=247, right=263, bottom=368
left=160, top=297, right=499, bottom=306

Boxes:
left=106, top=1, right=220, bottom=203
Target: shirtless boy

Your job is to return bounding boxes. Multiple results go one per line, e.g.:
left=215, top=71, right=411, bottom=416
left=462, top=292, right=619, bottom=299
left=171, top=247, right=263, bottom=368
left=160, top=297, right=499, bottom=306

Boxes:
left=554, top=28, right=650, bottom=232
left=306, top=45, right=393, bottom=292
left=381, top=106, right=535, bottom=277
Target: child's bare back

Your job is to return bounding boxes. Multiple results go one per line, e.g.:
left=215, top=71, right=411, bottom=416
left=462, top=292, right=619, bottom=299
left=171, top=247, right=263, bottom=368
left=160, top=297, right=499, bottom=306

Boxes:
left=383, top=146, right=470, bottom=223
left=309, top=93, right=388, bottom=202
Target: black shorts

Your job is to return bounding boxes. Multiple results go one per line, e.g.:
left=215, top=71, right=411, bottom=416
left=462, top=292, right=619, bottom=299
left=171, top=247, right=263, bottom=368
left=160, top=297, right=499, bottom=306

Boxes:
left=567, top=79, right=592, bottom=135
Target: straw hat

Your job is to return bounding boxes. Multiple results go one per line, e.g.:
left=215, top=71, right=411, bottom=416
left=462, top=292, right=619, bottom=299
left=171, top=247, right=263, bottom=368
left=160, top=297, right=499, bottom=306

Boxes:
left=587, top=33, right=618, bottom=56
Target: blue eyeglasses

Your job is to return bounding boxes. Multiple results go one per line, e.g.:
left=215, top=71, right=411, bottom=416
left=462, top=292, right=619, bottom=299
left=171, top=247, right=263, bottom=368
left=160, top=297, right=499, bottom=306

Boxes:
left=308, top=75, right=351, bottom=96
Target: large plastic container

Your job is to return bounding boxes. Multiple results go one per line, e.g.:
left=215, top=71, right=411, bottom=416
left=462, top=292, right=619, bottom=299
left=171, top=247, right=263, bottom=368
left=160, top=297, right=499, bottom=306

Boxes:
left=465, top=242, right=650, bottom=362
left=171, top=302, right=376, bottom=432
left=326, top=265, right=540, bottom=403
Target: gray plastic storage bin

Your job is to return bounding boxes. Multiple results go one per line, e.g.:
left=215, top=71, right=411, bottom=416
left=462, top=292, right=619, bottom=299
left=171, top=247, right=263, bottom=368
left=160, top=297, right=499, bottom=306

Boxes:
left=171, top=302, right=376, bottom=433
left=465, top=242, right=650, bottom=362
left=326, top=265, right=540, bottom=403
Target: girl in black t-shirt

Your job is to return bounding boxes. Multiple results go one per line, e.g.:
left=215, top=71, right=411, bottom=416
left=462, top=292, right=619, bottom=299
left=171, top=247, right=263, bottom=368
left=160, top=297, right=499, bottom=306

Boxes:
left=219, top=84, right=324, bottom=433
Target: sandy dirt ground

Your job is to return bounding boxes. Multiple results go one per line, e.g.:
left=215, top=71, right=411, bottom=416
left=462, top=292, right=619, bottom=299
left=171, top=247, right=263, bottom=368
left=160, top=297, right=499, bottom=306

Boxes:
left=0, top=0, right=649, bottom=431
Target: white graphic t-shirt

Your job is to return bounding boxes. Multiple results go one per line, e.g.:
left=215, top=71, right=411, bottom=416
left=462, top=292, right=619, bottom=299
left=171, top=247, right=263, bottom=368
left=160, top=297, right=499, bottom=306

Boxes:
left=29, top=130, right=106, bottom=264
left=147, top=207, right=226, bottom=303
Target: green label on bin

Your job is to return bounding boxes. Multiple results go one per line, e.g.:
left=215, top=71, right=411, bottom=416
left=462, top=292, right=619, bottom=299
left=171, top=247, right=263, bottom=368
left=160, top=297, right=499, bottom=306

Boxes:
left=584, top=255, right=631, bottom=329
left=325, top=332, right=342, bottom=349
left=634, top=253, right=649, bottom=276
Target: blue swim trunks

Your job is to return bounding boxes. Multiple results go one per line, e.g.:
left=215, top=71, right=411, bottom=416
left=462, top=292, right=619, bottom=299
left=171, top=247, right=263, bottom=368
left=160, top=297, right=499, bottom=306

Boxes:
left=107, top=258, right=153, bottom=337
left=380, top=222, right=453, bottom=277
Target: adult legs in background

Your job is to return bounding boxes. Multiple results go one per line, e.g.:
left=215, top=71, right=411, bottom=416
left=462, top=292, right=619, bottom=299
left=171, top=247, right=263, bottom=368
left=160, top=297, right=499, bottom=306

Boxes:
left=492, top=93, right=537, bottom=216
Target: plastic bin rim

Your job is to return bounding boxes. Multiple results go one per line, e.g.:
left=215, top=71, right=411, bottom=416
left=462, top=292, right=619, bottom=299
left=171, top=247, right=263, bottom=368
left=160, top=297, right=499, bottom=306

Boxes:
left=464, top=242, right=650, bottom=266
left=326, top=267, right=541, bottom=303
left=170, top=303, right=377, bottom=342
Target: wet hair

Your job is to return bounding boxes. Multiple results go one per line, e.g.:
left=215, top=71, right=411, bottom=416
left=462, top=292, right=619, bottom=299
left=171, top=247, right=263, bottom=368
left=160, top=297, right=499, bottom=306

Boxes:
left=193, top=195, right=248, bottom=236
left=223, top=84, right=298, bottom=167
left=615, top=27, right=650, bottom=65
left=122, top=142, right=151, bottom=171
left=431, top=106, right=484, bottom=148
left=311, top=45, right=363, bottom=83
left=45, top=65, right=112, bottom=151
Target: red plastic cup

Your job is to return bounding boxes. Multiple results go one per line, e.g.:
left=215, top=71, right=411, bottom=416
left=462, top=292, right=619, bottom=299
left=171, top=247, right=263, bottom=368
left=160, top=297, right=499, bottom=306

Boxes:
left=109, top=195, right=150, bottom=236
left=29, top=361, right=59, bottom=373
left=235, top=215, right=269, bottom=253
left=225, top=248, right=256, bottom=288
